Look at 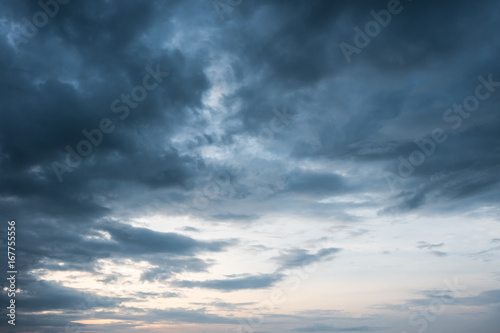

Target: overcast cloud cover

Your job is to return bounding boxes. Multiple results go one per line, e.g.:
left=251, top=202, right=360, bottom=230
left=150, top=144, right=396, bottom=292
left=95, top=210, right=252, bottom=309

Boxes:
left=1, top=0, right=499, bottom=332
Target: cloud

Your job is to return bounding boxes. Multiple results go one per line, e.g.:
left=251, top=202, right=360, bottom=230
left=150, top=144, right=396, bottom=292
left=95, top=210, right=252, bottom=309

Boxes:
left=172, top=273, right=284, bottom=291
left=417, top=242, right=444, bottom=249
left=211, top=213, right=260, bottom=222
left=139, top=257, right=211, bottom=282
left=100, top=221, right=231, bottom=255
left=293, top=323, right=383, bottom=332
left=0, top=277, right=121, bottom=313
left=457, top=290, right=500, bottom=306
left=416, top=242, right=447, bottom=256
left=17, top=306, right=241, bottom=330
left=1, top=0, right=500, bottom=331
left=0, top=219, right=233, bottom=278
left=286, top=170, right=348, bottom=196
left=190, top=300, right=256, bottom=310
left=378, top=288, right=500, bottom=314
left=181, top=226, right=200, bottom=233
left=429, top=250, right=448, bottom=257
left=274, top=247, right=342, bottom=270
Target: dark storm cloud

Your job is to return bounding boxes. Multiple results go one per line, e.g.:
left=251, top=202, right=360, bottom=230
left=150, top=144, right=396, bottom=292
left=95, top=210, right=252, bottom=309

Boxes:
left=224, top=0, right=499, bottom=127
left=1, top=1, right=209, bottom=200
left=18, top=306, right=242, bottom=331
left=191, top=0, right=500, bottom=219
left=101, top=222, right=231, bottom=255
left=1, top=0, right=221, bottom=311
left=0, top=0, right=498, bottom=223
left=1, top=0, right=500, bottom=331
left=0, top=219, right=232, bottom=276
left=286, top=170, right=348, bottom=196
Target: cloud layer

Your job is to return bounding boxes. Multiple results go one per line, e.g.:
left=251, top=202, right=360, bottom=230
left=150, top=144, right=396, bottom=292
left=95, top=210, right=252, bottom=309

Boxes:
left=1, top=0, right=499, bottom=332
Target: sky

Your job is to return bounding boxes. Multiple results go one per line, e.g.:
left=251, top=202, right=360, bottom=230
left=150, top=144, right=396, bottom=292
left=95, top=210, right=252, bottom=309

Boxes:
left=1, top=0, right=500, bottom=332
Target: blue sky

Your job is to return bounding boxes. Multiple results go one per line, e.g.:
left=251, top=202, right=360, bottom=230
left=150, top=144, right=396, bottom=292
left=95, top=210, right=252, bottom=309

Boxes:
left=1, top=0, right=500, bottom=332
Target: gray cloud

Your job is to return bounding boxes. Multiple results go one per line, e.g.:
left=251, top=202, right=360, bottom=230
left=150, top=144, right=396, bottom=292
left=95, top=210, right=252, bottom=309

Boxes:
left=1, top=0, right=500, bottom=331
left=416, top=242, right=444, bottom=249
left=293, top=323, right=383, bottom=332
left=274, top=247, right=341, bottom=270
left=172, top=273, right=284, bottom=291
